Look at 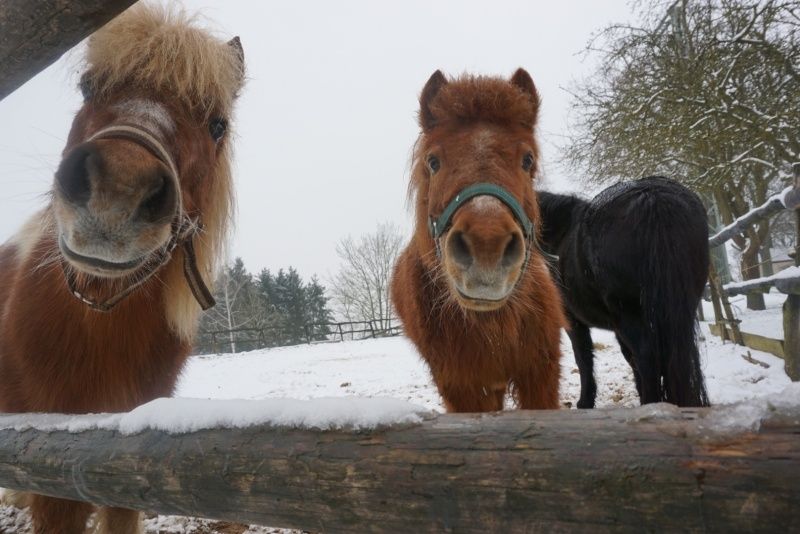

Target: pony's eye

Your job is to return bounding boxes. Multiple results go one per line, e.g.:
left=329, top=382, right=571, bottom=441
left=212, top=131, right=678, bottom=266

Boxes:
left=522, top=152, right=534, bottom=172
left=209, top=118, right=228, bottom=142
left=427, top=155, right=441, bottom=174
left=79, top=74, right=93, bottom=101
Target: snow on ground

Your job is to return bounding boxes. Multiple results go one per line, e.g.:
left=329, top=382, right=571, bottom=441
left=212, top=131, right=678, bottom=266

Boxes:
left=175, top=329, right=645, bottom=411
left=174, top=325, right=789, bottom=411
left=1, top=317, right=791, bottom=533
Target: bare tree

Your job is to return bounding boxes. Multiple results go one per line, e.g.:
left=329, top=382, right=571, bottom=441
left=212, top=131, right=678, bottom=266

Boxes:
left=565, top=0, right=800, bottom=310
left=330, top=223, right=403, bottom=330
left=201, top=258, right=260, bottom=353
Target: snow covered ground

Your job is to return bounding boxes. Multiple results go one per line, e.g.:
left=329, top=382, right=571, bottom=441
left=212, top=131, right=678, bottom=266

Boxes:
left=1, top=319, right=791, bottom=533
left=174, top=323, right=789, bottom=410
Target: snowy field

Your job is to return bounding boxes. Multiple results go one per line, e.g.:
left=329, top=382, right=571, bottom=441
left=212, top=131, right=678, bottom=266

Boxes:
left=1, top=315, right=791, bottom=533
left=175, top=324, right=790, bottom=410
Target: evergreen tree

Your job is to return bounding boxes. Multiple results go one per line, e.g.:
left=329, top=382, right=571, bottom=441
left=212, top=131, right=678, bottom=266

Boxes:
left=305, top=276, right=333, bottom=341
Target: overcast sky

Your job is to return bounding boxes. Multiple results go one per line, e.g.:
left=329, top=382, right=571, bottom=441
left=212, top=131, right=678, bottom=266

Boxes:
left=0, top=0, right=634, bottom=281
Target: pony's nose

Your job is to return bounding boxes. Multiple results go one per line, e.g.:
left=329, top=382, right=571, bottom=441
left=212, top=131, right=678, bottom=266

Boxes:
left=55, top=144, right=94, bottom=206
left=445, top=227, right=525, bottom=272
left=447, top=231, right=473, bottom=269
left=55, top=143, right=178, bottom=224
left=135, top=172, right=177, bottom=223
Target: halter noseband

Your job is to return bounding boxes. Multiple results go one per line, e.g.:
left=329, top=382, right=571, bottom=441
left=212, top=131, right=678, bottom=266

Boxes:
left=61, top=124, right=216, bottom=312
left=427, top=182, right=558, bottom=264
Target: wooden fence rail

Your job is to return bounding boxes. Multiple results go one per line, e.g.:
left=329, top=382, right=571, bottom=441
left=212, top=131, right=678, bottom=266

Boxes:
left=0, top=0, right=138, bottom=101
left=709, top=183, right=800, bottom=248
left=1, top=402, right=799, bottom=532
left=723, top=268, right=800, bottom=297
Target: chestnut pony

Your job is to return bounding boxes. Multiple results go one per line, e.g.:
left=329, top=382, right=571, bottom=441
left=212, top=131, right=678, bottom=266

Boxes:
left=0, top=6, right=243, bottom=533
left=392, top=70, right=565, bottom=412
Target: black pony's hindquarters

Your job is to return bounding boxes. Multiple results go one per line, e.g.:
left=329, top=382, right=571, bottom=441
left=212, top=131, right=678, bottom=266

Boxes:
left=538, top=177, right=711, bottom=408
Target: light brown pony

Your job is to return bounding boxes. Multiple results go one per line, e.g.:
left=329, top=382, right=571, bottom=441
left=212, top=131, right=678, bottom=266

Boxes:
left=392, top=69, right=565, bottom=413
left=0, top=5, right=244, bottom=533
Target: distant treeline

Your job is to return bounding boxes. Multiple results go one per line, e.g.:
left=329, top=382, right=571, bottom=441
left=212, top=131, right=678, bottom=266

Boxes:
left=195, top=258, right=333, bottom=354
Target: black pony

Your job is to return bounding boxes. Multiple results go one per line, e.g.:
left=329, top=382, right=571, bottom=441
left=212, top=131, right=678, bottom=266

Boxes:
left=538, top=176, right=709, bottom=408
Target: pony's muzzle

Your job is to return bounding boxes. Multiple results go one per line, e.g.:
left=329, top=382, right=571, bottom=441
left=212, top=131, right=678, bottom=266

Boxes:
left=442, top=199, right=527, bottom=307
left=53, top=138, right=178, bottom=274
left=56, top=142, right=177, bottom=225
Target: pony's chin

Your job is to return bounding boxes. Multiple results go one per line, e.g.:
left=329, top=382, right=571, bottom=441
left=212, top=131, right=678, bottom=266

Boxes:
left=454, top=288, right=510, bottom=312
left=59, top=236, right=147, bottom=278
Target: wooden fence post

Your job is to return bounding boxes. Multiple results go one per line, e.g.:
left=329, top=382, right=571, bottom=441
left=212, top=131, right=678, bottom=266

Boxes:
left=709, top=261, right=743, bottom=345
left=0, top=0, right=139, bottom=101
left=783, top=163, right=800, bottom=381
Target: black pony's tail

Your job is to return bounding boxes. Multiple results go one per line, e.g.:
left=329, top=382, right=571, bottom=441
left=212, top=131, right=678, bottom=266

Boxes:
left=644, top=197, right=710, bottom=407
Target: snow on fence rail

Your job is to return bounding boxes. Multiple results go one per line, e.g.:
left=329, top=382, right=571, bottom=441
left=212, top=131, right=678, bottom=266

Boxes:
left=1, top=390, right=800, bottom=532
left=708, top=182, right=800, bottom=248
left=723, top=266, right=800, bottom=297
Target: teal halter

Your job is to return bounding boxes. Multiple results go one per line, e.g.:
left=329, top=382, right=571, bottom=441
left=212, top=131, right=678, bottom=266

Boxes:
left=427, top=183, right=560, bottom=265
left=428, top=183, right=534, bottom=241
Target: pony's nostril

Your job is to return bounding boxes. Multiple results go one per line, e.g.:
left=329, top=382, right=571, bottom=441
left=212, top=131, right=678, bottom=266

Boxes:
left=55, top=146, right=94, bottom=206
left=447, top=231, right=473, bottom=269
left=502, top=232, right=523, bottom=267
left=137, top=173, right=176, bottom=223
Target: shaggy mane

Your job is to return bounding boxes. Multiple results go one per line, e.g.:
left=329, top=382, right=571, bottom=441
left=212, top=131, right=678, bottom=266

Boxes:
left=163, top=143, right=235, bottom=341
left=425, top=75, right=538, bottom=129
left=84, top=4, right=244, bottom=117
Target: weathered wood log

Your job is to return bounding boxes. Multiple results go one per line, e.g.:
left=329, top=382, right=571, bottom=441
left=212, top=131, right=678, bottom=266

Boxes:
left=1, top=403, right=799, bottom=532
left=0, top=0, right=138, bottom=101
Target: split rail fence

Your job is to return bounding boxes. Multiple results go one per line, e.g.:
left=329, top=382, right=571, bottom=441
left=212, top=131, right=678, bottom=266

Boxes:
left=198, top=318, right=402, bottom=354
left=707, top=163, right=800, bottom=380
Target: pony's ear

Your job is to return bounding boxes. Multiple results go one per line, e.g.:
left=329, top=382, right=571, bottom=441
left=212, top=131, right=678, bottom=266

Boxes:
left=419, top=70, right=448, bottom=132
left=510, top=68, right=540, bottom=127
left=228, top=36, right=245, bottom=84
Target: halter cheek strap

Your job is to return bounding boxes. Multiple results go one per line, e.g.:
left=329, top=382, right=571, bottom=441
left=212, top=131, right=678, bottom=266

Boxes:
left=61, top=124, right=216, bottom=312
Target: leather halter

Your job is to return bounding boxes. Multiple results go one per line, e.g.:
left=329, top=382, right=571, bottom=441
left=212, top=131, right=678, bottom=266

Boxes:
left=61, top=124, right=216, bottom=312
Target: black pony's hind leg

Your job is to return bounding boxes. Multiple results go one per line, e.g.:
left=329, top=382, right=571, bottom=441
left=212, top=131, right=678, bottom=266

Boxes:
left=617, top=316, right=662, bottom=405
left=567, top=317, right=597, bottom=409
left=615, top=333, right=642, bottom=399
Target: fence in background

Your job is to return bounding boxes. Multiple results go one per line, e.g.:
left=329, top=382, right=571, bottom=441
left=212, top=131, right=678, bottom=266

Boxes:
left=197, top=318, right=402, bottom=354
